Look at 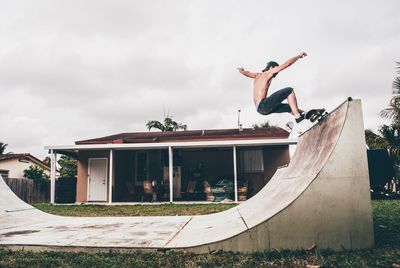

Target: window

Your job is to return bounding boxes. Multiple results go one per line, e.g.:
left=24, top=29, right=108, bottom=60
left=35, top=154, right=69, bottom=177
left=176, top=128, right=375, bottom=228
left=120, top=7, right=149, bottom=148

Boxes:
left=241, top=150, right=264, bottom=172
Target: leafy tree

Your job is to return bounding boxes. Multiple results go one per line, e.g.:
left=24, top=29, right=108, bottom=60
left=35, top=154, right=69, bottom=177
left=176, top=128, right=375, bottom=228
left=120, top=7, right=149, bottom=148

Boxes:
left=58, top=155, right=77, bottom=177
left=146, top=116, right=187, bottom=132
left=377, top=62, right=400, bottom=164
left=24, top=165, right=50, bottom=191
left=0, top=142, right=8, bottom=154
left=252, top=121, right=278, bottom=129
left=394, top=61, right=400, bottom=94
left=379, top=62, right=400, bottom=124
left=43, top=156, right=51, bottom=166
left=24, top=165, right=49, bottom=182
left=379, top=125, right=400, bottom=164
left=42, top=155, right=77, bottom=177
left=365, top=129, right=388, bottom=149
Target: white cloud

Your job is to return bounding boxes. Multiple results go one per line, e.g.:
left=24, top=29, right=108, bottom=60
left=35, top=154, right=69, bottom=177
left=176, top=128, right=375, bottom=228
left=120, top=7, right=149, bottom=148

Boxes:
left=0, top=0, right=399, bottom=159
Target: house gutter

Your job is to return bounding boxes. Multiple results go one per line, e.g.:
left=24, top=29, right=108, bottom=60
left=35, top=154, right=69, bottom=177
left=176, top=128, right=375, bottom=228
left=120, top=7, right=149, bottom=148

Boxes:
left=44, top=138, right=297, bottom=152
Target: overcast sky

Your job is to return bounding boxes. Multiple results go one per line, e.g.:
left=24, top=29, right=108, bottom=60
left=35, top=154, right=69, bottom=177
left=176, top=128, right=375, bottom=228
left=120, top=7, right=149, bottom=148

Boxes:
left=1, top=0, right=399, bottom=159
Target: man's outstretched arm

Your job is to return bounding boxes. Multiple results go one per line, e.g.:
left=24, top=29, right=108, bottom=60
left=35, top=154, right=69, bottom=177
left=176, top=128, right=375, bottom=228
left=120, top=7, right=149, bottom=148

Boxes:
left=237, top=68, right=257, bottom=78
left=272, top=52, right=307, bottom=74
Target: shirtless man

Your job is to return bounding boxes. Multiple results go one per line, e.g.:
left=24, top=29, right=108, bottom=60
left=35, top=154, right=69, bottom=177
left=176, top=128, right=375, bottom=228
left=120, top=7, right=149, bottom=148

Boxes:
left=238, top=52, right=307, bottom=123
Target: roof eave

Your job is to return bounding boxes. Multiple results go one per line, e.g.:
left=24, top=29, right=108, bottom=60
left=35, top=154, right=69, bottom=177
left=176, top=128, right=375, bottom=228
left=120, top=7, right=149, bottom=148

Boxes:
left=46, top=138, right=297, bottom=153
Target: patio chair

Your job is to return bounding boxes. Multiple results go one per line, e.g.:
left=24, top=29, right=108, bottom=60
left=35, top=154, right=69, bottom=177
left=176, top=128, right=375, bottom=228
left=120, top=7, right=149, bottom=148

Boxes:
left=181, top=180, right=201, bottom=201
left=142, top=180, right=154, bottom=202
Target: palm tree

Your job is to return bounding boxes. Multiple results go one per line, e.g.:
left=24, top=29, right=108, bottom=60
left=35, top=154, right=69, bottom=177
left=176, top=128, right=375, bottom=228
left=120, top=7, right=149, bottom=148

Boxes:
left=379, top=125, right=400, bottom=163
left=42, top=156, right=51, bottom=166
left=0, top=142, right=8, bottom=154
left=365, top=129, right=388, bottom=149
left=146, top=116, right=187, bottom=132
left=379, top=62, right=400, bottom=124
left=378, top=62, right=400, bottom=163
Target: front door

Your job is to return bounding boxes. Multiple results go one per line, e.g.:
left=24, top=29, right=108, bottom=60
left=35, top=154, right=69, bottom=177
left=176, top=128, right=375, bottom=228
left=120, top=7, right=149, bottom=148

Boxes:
left=88, top=158, right=108, bottom=201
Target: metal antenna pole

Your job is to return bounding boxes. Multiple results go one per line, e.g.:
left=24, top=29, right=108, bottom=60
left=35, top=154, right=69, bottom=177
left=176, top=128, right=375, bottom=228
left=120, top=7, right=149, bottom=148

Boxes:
left=238, top=109, right=242, bottom=130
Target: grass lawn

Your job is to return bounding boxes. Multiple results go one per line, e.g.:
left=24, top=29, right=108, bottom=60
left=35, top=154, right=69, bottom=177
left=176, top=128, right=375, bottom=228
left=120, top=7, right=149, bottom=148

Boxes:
left=0, top=200, right=399, bottom=267
left=33, top=203, right=237, bottom=216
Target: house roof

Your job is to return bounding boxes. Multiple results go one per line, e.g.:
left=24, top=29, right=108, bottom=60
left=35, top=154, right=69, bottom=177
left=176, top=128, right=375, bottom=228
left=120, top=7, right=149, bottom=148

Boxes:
left=75, top=128, right=289, bottom=145
left=0, top=153, right=50, bottom=171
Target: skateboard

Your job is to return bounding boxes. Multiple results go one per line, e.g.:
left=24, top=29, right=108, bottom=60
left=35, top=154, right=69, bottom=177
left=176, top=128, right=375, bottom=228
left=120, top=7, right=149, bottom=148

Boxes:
left=305, top=109, right=328, bottom=123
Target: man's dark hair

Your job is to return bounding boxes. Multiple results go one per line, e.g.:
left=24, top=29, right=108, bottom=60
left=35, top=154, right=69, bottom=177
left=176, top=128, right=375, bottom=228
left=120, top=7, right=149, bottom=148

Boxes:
left=262, top=61, right=279, bottom=72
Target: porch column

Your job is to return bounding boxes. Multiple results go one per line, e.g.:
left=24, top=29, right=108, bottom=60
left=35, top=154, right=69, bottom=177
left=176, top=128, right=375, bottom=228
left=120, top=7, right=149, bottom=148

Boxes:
left=233, top=146, right=238, bottom=203
left=108, top=149, right=114, bottom=204
left=169, top=146, right=173, bottom=203
left=50, top=150, right=57, bottom=204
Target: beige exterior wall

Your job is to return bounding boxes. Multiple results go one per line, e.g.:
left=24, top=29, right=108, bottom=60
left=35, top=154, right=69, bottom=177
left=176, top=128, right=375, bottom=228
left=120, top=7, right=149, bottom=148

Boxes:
left=0, top=159, right=50, bottom=178
left=76, top=150, right=109, bottom=202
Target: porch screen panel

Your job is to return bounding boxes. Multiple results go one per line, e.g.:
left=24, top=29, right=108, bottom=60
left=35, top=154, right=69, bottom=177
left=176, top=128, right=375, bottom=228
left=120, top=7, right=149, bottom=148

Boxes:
left=242, top=150, right=264, bottom=172
left=135, top=152, right=148, bottom=185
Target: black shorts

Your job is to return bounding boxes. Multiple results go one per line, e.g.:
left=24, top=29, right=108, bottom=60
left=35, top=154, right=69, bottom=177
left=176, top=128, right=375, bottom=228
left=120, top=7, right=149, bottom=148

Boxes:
left=257, top=87, right=293, bottom=115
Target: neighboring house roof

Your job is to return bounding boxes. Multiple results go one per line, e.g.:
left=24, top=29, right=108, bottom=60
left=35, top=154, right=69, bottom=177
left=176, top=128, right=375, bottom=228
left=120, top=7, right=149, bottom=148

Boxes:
left=75, top=128, right=289, bottom=145
left=0, top=153, right=50, bottom=171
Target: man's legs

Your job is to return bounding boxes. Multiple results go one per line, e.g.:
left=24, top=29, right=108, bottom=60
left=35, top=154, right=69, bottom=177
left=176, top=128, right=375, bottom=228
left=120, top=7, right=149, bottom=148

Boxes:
left=287, top=91, right=302, bottom=117
left=272, top=101, right=304, bottom=115
left=263, top=87, right=303, bottom=115
left=258, top=87, right=305, bottom=123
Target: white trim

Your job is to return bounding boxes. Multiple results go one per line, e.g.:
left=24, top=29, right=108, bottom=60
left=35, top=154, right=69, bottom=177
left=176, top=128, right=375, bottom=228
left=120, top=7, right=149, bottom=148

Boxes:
left=45, top=138, right=297, bottom=152
left=168, top=146, right=173, bottom=203
left=233, top=146, right=238, bottom=203
left=88, top=158, right=108, bottom=202
left=50, top=150, right=56, bottom=204
left=108, top=150, right=113, bottom=204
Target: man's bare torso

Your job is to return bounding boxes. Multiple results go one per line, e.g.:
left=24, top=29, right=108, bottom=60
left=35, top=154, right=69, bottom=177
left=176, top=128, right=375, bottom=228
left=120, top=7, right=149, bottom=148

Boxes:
left=253, top=72, right=273, bottom=107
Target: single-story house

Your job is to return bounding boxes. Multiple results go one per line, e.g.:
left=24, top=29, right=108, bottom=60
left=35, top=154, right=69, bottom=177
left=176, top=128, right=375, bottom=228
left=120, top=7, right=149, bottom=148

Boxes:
left=45, top=128, right=297, bottom=204
left=0, top=153, right=51, bottom=179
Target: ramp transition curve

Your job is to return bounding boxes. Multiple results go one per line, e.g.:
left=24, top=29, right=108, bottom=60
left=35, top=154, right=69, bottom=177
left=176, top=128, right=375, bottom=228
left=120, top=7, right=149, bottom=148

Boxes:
left=0, top=98, right=374, bottom=253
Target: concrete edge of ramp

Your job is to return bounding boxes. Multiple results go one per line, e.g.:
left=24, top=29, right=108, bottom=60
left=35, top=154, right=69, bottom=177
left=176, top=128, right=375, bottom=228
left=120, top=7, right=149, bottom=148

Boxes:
left=169, top=99, right=374, bottom=253
left=0, top=98, right=374, bottom=253
left=165, top=98, right=352, bottom=249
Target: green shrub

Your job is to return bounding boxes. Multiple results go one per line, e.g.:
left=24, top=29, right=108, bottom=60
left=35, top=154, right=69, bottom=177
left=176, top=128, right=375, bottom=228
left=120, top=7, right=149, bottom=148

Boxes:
left=23, top=165, right=49, bottom=190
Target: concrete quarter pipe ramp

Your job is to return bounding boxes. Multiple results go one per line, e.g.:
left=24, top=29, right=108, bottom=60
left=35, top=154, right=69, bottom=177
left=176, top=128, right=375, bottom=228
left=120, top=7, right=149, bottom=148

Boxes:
left=0, top=98, right=374, bottom=253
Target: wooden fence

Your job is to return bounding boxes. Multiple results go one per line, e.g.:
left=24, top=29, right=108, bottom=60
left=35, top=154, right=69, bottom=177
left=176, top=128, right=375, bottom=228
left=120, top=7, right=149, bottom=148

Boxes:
left=4, top=178, right=50, bottom=204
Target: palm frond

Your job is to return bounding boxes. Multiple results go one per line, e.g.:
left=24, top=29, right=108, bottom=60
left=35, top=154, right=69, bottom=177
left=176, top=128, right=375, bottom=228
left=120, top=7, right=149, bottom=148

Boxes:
left=365, top=129, right=388, bottom=149
left=393, top=77, right=400, bottom=91
left=174, top=123, right=187, bottom=131
left=146, top=120, right=165, bottom=131
left=146, top=116, right=187, bottom=132
left=0, top=142, right=8, bottom=154
left=163, top=117, right=174, bottom=131
left=379, top=125, right=400, bottom=163
left=379, top=108, right=395, bottom=120
left=379, top=95, right=400, bottom=124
